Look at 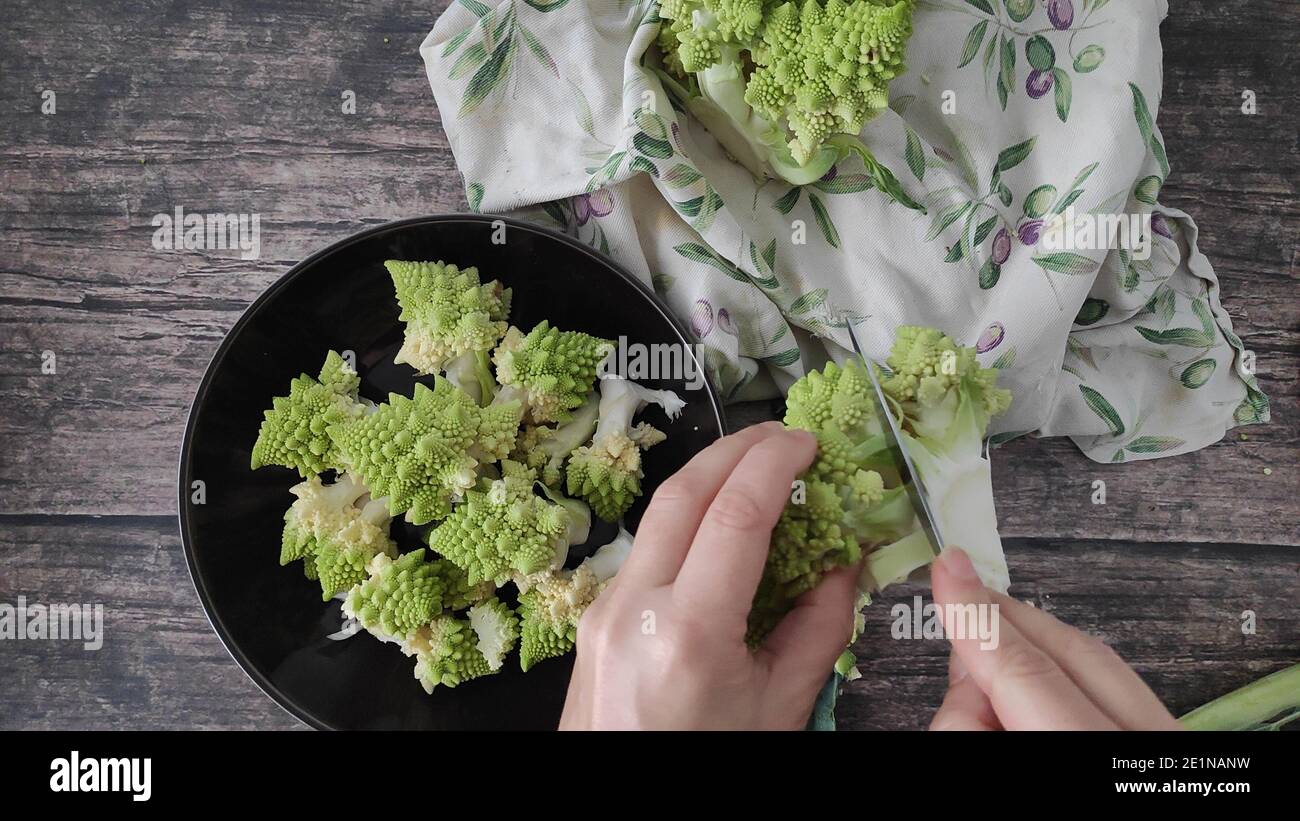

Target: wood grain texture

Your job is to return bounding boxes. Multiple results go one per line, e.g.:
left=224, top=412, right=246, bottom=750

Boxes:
left=0, top=0, right=1296, bottom=730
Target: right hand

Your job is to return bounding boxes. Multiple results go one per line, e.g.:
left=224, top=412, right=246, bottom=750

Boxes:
left=929, top=547, right=1182, bottom=731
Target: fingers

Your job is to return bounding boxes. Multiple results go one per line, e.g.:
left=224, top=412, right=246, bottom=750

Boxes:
left=621, top=422, right=787, bottom=588
left=930, top=652, right=1000, bottom=730
left=762, top=564, right=860, bottom=692
left=932, top=548, right=1118, bottom=730
left=989, top=593, right=1181, bottom=730
left=672, top=428, right=817, bottom=619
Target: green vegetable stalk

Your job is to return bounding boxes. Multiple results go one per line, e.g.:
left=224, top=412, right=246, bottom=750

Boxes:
left=1180, top=662, right=1300, bottom=731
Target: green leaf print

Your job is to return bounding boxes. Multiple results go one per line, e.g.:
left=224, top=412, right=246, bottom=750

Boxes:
left=1079, top=385, right=1125, bottom=435
left=517, top=22, right=558, bottom=77
left=905, top=128, right=926, bottom=181
left=959, top=21, right=988, bottom=69
left=675, top=242, right=749, bottom=284
left=633, top=132, right=673, bottom=159
left=1133, top=175, right=1161, bottom=205
left=1134, top=326, right=1215, bottom=347
left=766, top=348, right=802, bottom=367
left=1129, top=82, right=1170, bottom=178
left=997, top=138, right=1035, bottom=172
left=789, top=289, right=829, bottom=315
left=460, top=34, right=516, bottom=116
left=466, top=182, right=485, bottom=212
left=808, top=193, right=840, bottom=248
left=662, top=163, right=702, bottom=188
left=774, top=187, right=801, bottom=215
left=1180, top=359, right=1216, bottom=388
left=1124, top=436, right=1185, bottom=454
left=1052, top=67, right=1071, bottom=122
left=812, top=173, right=874, bottom=194
left=1033, top=252, right=1097, bottom=275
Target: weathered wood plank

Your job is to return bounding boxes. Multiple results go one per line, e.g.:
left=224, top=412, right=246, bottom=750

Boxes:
left=0, top=516, right=302, bottom=730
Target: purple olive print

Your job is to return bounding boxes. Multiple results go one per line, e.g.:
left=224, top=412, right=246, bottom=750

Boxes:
left=690, top=299, right=714, bottom=339
left=1026, top=69, right=1054, bottom=99
left=574, top=188, right=615, bottom=226
left=1151, top=213, right=1173, bottom=239
left=1018, top=219, right=1043, bottom=246
left=717, top=308, right=737, bottom=336
left=976, top=322, right=1006, bottom=353
left=992, top=228, right=1012, bottom=264
left=1048, top=0, right=1074, bottom=29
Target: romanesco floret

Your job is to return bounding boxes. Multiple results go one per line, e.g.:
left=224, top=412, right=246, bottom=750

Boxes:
left=492, top=321, right=614, bottom=424
left=251, top=351, right=366, bottom=477
left=280, top=472, right=398, bottom=600
left=425, top=461, right=591, bottom=586
left=655, top=0, right=923, bottom=208
left=566, top=377, right=684, bottom=522
left=386, top=260, right=510, bottom=376
left=342, top=549, right=446, bottom=641
left=511, top=392, right=600, bottom=487
left=467, top=596, right=520, bottom=671
left=326, top=378, right=522, bottom=525
left=412, top=615, right=495, bottom=692
left=516, top=528, right=634, bottom=671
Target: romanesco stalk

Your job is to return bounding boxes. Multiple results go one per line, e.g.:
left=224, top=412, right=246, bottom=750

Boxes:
left=326, top=378, right=522, bottom=525
left=251, top=351, right=366, bottom=477
left=386, top=260, right=510, bottom=375
left=512, top=391, right=600, bottom=487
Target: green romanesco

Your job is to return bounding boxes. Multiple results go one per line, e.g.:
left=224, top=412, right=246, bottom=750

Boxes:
left=747, top=357, right=915, bottom=643
left=342, top=549, right=446, bottom=641
left=654, top=0, right=923, bottom=208
left=251, top=350, right=366, bottom=477
left=467, top=596, right=520, bottom=671
left=425, top=462, right=592, bottom=586
left=511, top=391, right=600, bottom=487
left=411, top=615, right=495, bottom=692
left=492, top=321, right=614, bottom=424
left=516, top=528, right=634, bottom=671
left=566, top=377, right=681, bottom=522
left=280, top=472, right=397, bottom=600
left=326, top=378, right=522, bottom=525
left=386, top=260, right=511, bottom=376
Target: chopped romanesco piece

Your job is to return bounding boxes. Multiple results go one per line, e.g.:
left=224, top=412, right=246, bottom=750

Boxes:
left=425, top=462, right=590, bottom=585
left=386, top=259, right=510, bottom=375
left=566, top=377, right=682, bottom=522
left=280, top=472, right=397, bottom=600
left=342, top=549, right=446, bottom=641
left=492, top=321, right=614, bottom=424
left=251, top=350, right=366, bottom=477
left=467, top=596, right=520, bottom=671
left=511, top=392, right=600, bottom=487
left=412, top=615, right=495, bottom=692
left=326, top=378, right=521, bottom=525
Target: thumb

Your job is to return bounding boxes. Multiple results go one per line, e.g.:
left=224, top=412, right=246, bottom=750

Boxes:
left=761, top=564, right=860, bottom=695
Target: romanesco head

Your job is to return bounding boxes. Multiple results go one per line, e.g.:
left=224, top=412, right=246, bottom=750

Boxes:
left=343, top=550, right=446, bottom=640
left=565, top=431, right=644, bottom=522
left=425, top=465, right=572, bottom=586
left=492, top=322, right=613, bottom=424
left=517, top=565, right=604, bottom=671
left=745, top=0, right=914, bottom=164
left=386, top=260, right=511, bottom=375
left=326, top=379, right=488, bottom=525
left=660, top=0, right=770, bottom=74
left=251, top=351, right=365, bottom=477
left=880, top=325, right=1013, bottom=440
left=412, top=615, right=495, bottom=692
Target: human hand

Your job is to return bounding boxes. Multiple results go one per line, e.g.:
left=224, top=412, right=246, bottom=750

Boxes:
left=929, top=547, right=1181, bottom=730
left=559, top=421, right=860, bottom=730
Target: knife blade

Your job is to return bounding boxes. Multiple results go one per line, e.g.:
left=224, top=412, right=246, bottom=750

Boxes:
left=842, top=321, right=946, bottom=556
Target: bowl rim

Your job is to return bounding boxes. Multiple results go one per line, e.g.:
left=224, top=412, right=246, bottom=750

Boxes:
left=176, top=213, right=729, bottom=730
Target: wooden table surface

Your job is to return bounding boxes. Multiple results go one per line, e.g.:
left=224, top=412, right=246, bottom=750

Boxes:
left=1, top=0, right=1296, bottom=730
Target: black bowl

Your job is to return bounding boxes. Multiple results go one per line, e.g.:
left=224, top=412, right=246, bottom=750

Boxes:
left=179, top=215, right=726, bottom=730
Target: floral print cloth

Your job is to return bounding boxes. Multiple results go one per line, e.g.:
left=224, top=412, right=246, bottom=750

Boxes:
left=420, top=0, right=1268, bottom=462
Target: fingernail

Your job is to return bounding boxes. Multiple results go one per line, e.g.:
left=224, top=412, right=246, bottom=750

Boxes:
left=938, top=547, right=979, bottom=582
